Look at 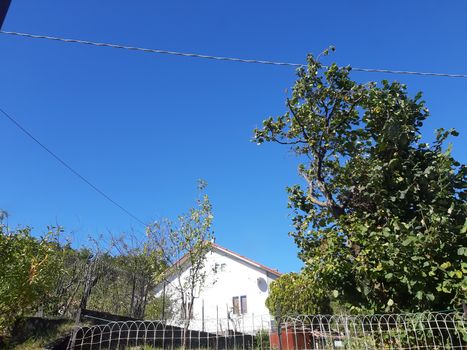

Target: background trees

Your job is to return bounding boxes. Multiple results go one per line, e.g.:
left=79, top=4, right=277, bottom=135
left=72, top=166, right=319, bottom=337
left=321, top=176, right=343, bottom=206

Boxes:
left=257, top=52, right=466, bottom=314
left=0, top=225, right=61, bottom=335
left=0, top=225, right=167, bottom=337
left=0, top=181, right=215, bottom=339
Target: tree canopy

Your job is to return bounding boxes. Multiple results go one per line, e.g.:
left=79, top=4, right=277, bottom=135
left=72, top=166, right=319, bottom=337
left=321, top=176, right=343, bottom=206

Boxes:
left=257, top=52, right=467, bottom=314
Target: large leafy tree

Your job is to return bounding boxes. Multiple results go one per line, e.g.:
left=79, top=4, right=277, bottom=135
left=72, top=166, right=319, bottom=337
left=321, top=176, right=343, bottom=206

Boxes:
left=255, top=52, right=466, bottom=313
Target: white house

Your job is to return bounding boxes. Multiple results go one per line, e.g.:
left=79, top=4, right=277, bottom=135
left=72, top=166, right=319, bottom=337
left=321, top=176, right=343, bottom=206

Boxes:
left=155, top=242, right=281, bottom=332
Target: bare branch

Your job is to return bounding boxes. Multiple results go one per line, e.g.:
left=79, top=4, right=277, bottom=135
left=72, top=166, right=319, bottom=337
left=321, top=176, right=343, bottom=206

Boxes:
left=270, top=135, right=307, bottom=145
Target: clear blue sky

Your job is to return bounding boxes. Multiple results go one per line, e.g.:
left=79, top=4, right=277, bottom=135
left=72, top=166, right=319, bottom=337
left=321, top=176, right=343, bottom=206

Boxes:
left=1, top=0, right=466, bottom=273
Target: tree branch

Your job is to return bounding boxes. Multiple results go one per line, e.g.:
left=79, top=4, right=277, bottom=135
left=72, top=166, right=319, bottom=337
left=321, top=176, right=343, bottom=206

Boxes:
left=287, top=99, right=311, bottom=141
left=299, top=168, right=328, bottom=207
left=271, top=135, right=307, bottom=145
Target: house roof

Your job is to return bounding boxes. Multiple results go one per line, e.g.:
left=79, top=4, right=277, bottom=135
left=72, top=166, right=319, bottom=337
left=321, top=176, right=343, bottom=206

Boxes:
left=171, top=241, right=282, bottom=278
left=211, top=242, right=282, bottom=277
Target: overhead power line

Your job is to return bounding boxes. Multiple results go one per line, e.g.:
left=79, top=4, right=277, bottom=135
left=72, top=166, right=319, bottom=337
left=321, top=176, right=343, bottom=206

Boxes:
left=0, top=106, right=148, bottom=228
left=1, top=30, right=301, bottom=67
left=1, top=30, right=467, bottom=79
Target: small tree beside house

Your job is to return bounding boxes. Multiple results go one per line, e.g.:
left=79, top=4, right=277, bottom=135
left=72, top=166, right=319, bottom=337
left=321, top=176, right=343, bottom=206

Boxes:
left=148, top=181, right=216, bottom=343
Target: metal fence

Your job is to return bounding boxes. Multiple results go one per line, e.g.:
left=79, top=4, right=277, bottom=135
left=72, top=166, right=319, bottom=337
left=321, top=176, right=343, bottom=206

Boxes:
left=68, top=312, right=466, bottom=350
left=277, top=313, right=466, bottom=350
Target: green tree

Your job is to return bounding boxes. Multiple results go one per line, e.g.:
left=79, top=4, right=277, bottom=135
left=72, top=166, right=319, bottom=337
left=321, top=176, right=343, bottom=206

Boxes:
left=254, top=52, right=466, bottom=313
left=147, top=181, right=215, bottom=337
left=0, top=225, right=61, bottom=335
left=266, top=273, right=331, bottom=315
left=43, top=244, right=89, bottom=317
left=85, top=246, right=166, bottom=319
left=145, top=295, right=175, bottom=320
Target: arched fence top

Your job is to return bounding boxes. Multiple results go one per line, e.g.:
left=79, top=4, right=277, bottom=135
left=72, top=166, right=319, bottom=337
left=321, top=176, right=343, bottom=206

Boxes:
left=68, top=311, right=465, bottom=350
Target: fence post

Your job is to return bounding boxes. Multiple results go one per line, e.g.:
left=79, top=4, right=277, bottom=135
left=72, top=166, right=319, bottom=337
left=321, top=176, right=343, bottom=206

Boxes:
left=226, top=304, right=230, bottom=350
left=161, top=282, right=166, bottom=321
left=216, top=305, right=219, bottom=349
left=202, top=299, right=205, bottom=332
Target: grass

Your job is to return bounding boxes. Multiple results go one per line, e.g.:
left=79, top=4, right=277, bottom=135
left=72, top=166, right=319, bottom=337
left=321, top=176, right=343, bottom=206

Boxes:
left=5, top=318, right=76, bottom=350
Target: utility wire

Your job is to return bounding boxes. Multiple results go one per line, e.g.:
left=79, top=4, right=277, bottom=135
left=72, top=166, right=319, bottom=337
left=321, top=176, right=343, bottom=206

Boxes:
left=0, top=31, right=301, bottom=67
left=2, top=30, right=467, bottom=79
left=0, top=106, right=148, bottom=228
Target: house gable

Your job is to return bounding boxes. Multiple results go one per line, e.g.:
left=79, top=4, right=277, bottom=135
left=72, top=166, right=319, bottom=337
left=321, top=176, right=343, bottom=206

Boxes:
left=155, top=242, right=281, bottom=322
left=210, top=243, right=281, bottom=278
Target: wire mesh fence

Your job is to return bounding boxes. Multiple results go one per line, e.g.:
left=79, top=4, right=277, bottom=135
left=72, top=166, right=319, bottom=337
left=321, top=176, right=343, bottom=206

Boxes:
left=277, top=312, right=466, bottom=350
left=68, top=312, right=466, bottom=350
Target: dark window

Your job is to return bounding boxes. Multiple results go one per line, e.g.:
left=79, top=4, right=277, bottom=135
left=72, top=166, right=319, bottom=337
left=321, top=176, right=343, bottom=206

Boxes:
left=232, top=296, right=240, bottom=315
left=240, top=295, right=247, bottom=314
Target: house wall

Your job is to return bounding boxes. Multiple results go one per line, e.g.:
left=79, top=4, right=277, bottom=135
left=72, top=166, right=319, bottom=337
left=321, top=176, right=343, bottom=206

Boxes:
left=156, top=248, right=278, bottom=331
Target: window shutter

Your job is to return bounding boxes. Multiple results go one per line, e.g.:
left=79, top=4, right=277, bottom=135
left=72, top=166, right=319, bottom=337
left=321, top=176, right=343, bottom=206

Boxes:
left=240, top=295, right=247, bottom=314
left=232, top=296, right=240, bottom=315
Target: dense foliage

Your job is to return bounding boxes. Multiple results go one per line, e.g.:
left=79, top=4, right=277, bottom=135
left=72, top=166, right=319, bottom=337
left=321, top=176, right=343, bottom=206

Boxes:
left=257, top=52, right=466, bottom=314
left=0, top=227, right=168, bottom=336
left=265, top=273, right=331, bottom=315
left=0, top=226, right=61, bottom=335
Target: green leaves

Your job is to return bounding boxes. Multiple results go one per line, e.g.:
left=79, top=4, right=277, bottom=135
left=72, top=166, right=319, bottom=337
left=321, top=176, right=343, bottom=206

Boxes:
left=147, top=182, right=215, bottom=326
left=266, top=272, right=332, bottom=315
left=0, top=226, right=61, bottom=335
left=255, top=53, right=467, bottom=314
left=458, top=247, right=467, bottom=256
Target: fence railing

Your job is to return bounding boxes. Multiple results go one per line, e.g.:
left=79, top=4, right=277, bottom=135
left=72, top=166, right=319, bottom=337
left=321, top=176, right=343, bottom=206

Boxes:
left=278, top=313, right=466, bottom=350
left=68, top=312, right=466, bottom=350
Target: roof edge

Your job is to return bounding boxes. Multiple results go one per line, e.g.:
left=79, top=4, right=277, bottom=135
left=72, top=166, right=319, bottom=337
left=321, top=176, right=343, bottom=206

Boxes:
left=211, top=242, right=282, bottom=277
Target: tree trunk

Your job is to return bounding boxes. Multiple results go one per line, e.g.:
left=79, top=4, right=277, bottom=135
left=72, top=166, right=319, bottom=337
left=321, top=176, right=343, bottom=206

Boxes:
left=129, top=274, right=136, bottom=317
